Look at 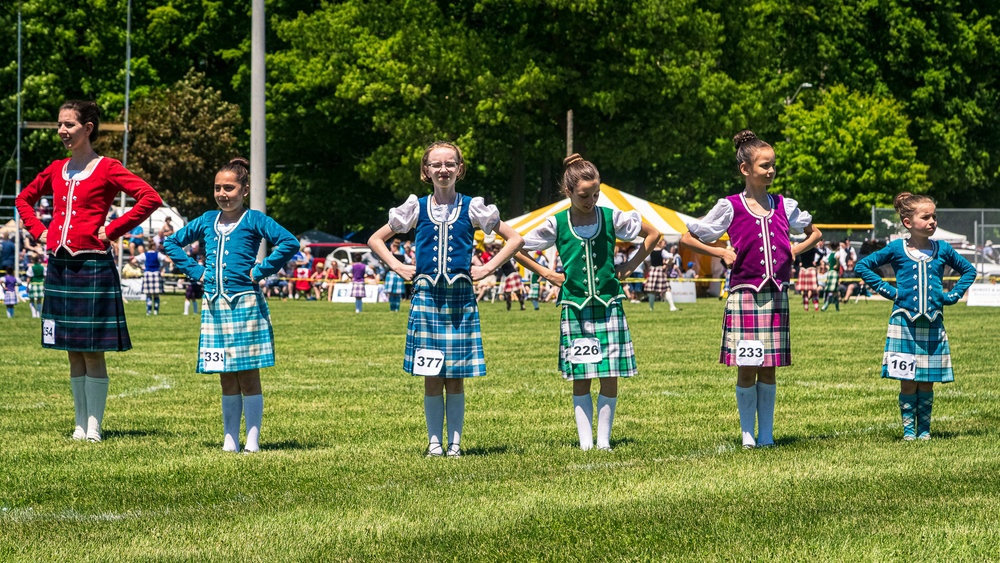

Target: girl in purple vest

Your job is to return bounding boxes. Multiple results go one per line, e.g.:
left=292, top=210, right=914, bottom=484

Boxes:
left=368, top=141, right=523, bottom=457
left=681, top=130, right=821, bottom=448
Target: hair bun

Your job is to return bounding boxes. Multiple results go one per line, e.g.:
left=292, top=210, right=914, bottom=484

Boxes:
left=228, top=157, right=250, bottom=170
left=732, top=130, right=757, bottom=149
left=563, top=153, right=584, bottom=169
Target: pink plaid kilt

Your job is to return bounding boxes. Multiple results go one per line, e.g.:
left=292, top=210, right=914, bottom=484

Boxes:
left=796, top=267, right=818, bottom=292
left=502, top=273, right=524, bottom=294
left=720, top=287, right=790, bottom=367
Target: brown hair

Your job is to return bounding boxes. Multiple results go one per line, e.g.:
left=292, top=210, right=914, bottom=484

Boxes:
left=733, top=129, right=771, bottom=168
left=59, top=100, right=101, bottom=142
left=893, top=192, right=935, bottom=221
left=218, top=157, right=250, bottom=188
left=561, top=153, right=600, bottom=193
left=420, top=141, right=466, bottom=183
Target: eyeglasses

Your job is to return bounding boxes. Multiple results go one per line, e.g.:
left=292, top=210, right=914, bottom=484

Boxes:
left=425, top=161, right=459, bottom=171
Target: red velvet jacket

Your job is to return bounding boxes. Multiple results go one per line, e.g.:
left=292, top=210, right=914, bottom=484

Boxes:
left=15, top=157, right=162, bottom=255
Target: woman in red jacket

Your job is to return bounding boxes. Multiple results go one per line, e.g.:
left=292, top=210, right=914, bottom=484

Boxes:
left=15, top=100, right=162, bottom=442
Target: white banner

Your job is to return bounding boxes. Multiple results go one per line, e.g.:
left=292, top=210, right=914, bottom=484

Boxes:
left=669, top=281, right=697, bottom=303
left=966, top=283, right=1000, bottom=307
left=330, top=282, right=379, bottom=303
left=121, top=278, right=145, bottom=301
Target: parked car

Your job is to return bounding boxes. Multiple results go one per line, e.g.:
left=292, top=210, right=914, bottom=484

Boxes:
left=954, top=246, right=1000, bottom=279
left=307, top=243, right=371, bottom=274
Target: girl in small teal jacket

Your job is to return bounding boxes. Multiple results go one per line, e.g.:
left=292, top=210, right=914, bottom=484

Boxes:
left=855, top=192, right=976, bottom=441
left=164, top=157, right=299, bottom=453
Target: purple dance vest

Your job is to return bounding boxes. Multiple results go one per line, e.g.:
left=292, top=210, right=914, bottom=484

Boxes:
left=726, top=193, right=792, bottom=292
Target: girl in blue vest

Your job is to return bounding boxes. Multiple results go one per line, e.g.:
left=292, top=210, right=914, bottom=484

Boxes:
left=163, top=157, right=299, bottom=453
left=681, top=131, right=821, bottom=449
left=856, top=192, right=976, bottom=440
left=516, top=154, right=661, bottom=451
left=368, top=141, right=523, bottom=457
left=141, top=240, right=170, bottom=315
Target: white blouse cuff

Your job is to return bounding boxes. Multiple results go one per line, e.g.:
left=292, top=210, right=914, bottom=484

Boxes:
left=613, top=210, right=642, bottom=241
left=685, top=198, right=733, bottom=242
left=784, top=197, right=813, bottom=234
left=470, top=197, right=500, bottom=235
left=522, top=216, right=557, bottom=251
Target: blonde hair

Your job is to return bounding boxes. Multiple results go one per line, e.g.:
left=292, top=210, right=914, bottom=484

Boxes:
left=420, top=141, right=466, bottom=183
left=893, top=192, right=935, bottom=221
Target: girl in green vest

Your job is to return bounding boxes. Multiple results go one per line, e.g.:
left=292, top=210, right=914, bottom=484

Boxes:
left=516, top=154, right=660, bottom=451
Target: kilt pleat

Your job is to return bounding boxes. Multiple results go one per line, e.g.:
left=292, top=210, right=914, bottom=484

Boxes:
left=198, top=292, right=275, bottom=373
left=643, top=266, right=669, bottom=293
left=28, top=281, right=45, bottom=300
left=385, top=271, right=405, bottom=295
left=350, top=280, right=367, bottom=298
left=559, top=301, right=637, bottom=380
left=3, top=290, right=17, bottom=306
left=142, top=270, right=164, bottom=295
left=404, top=279, right=485, bottom=378
left=502, top=273, right=524, bottom=294
left=796, top=267, right=818, bottom=292
left=720, top=287, right=790, bottom=367
left=42, top=251, right=131, bottom=352
left=881, top=314, right=953, bottom=382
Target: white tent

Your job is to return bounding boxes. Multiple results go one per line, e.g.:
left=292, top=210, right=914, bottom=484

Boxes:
left=504, top=184, right=697, bottom=242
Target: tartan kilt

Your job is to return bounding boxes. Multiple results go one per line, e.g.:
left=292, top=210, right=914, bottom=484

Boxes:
left=822, top=271, right=840, bottom=293
left=3, top=290, right=16, bottom=306
left=643, top=265, right=669, bottom=293
left=720, top=287, right=790, bottom=367
left=527, top=278, right=541, bottom=300
left=559, top=300, right=637, bottom=380
left=142, top=270, right=164, bottom=295
left=42, top=251, right=131, bottom=352
left=881, top=314, right=953, bottom=382
left=28, top=281, right=45, bottom=300
left=198, top=292, right=274, bottom=373
left=384, top=271, right=405, bottom=295
left=350, top=280, right=367, bottom=298
left=404, top=279, right=485, bottom=378
left=796, top=267, right=818, bottom=292
left=502, top=273, right=524, bottom=294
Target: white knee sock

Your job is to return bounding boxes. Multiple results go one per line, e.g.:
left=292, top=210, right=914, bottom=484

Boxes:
left=29, top=302, right=37, bottom=317
left=756, top=382, right=776, bottom=446
left=573, top=394, right=594, bottom=450
left=445, top=392, right=465, bottom=448
left=221, top=394, right=242, bottom=452
left=735, top=385, right=757, bottom=448
left=596, top=394, right=617, bottom=449
left=71, top=377, right=87, bottom=439
left=242, top=394, right=263, bottom=452
left=184, top=300, right=191, bottom=315
left=84, top=376, right=109, bottom=442
left=424, top=394, right=445, bottom=449
left=665, top=291, right=678, bottom=311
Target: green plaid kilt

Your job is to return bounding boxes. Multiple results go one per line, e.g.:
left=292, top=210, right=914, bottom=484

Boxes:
left=42, top=251, right=131, bottom=352
left=28, top=281, right=45, bottom=300
left=559, top=300, right=637, bottom=380
left=526, top=272, right=541, bottom=300
left=882, top=314, right=953, bottom=383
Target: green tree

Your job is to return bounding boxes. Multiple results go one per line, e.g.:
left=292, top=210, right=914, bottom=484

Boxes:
left=124, top=70, right=242, bottom=217
left=775, top=84, right=929, bottom=222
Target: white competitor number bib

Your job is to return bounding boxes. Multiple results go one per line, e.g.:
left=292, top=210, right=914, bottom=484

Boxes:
left=567, top=338, right=602, bottom=364
left=413, top=349, right=445, bottom=376
left=43, top=319, right=55, bottom=345
left=886, top=353, right=917, bottom=380
left=735, top=340, right=765, bottom=367
left=201, top=347, right=226, bottom=372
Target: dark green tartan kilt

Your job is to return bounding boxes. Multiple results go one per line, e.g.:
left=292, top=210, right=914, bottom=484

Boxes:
left=42, top=251, right=131, bottom=352
left=558, top=300, right=637, bottom=380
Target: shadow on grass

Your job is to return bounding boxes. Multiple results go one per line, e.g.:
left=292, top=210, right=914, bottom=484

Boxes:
left=198, top=439, right=321, bottom=451
left=452, top=444, right=514, bottom=456
left=101, top=428, right=171, bottom=439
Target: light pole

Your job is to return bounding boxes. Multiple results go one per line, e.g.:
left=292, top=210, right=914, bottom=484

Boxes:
left=785, top=82, right=813, bottom=105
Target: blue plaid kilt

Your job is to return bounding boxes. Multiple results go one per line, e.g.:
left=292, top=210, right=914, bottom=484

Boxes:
left=559, top=300, right=637, bottom=380
left=404, top=278, right=485, bottom=378
left=385, top=271, right=405, bottom=295
left=720, top=287, right=790, bottom=367
left=198, top=292, right=275, bottom=373
left=3, top=289, right=16, bottom=306
left=28, top=281, right=45, bottom=300
left=142, top=270, right=164, bottom=295
left=42, top=251, right=131, bottom=351
left=881, top=314, right=953, bottom=383
left=351, top=280, right=367, bottom=298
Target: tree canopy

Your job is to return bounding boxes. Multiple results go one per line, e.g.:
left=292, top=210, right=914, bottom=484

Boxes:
left=3, top=0, right=998, bottom=233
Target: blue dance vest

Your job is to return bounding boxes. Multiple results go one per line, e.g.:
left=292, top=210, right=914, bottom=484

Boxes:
left=414, top=194, right=475, bottom=284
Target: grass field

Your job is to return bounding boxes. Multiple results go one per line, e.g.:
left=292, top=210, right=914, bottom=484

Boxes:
left=2, top=294, right=1000, bottom=561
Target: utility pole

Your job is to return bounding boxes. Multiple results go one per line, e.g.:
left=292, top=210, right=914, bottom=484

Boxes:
left=250, top=0, right=267, bottom=260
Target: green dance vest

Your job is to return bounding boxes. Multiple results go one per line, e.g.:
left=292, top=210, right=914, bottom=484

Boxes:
left=555, top=207, right=625, bottom=308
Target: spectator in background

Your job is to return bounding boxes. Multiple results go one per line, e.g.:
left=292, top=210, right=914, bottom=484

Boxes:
left=158, top=216, right=175, bottom=241
left=37, top=197, right=53, bottom=227
left=0, top=233, right=14, bottom=273
left=983, top=240, right=995, bottom=262
left=840, top=257, right=861, bottom=301
left=682, top=261, right=697, bottom=279
left=292, top=260, right=312, bottom=299
left=128, top=225, right=144, bottom=256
